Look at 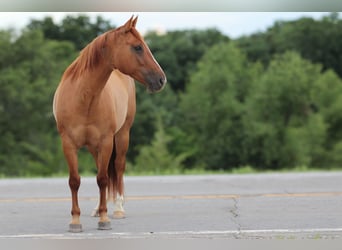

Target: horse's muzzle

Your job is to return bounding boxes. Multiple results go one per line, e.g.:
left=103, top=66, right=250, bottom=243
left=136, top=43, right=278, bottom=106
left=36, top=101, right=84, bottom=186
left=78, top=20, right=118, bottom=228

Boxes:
left=146, top=73, right=167, bottom=93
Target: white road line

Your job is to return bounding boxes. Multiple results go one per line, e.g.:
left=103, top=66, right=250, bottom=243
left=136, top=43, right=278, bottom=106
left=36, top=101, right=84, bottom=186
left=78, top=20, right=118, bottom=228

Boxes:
left=1, top=228, right=342, bottom=239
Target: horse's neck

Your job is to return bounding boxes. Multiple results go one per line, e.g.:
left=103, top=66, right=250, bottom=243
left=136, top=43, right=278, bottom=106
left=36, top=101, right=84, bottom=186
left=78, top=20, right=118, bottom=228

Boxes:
left=64, top=32, right=114, bottom=97
left=75, top=61, right=112, bottom=97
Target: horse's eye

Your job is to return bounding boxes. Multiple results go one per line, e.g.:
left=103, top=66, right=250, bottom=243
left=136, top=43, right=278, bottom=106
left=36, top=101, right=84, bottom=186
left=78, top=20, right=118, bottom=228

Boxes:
left=133, top=45, right=143, bottom=53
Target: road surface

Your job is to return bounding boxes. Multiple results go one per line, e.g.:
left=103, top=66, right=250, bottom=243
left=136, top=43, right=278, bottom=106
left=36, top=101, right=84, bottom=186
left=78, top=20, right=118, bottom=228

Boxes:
left=0, top=172, right=342, bottom=239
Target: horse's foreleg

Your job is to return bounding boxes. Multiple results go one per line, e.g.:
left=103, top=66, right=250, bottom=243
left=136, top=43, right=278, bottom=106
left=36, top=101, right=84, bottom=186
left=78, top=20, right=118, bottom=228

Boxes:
left=113, top=129, right=130, bottom=219
left=88, top=148, right=101, bottom=218
left=96, top=136, right=113, bottom=230
left=62, top=136, right=82, bottom=233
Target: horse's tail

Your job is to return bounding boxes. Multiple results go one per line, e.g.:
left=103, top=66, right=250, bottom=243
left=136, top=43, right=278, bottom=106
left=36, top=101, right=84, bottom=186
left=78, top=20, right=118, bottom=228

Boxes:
left=107, top=144, right=116, bottom=202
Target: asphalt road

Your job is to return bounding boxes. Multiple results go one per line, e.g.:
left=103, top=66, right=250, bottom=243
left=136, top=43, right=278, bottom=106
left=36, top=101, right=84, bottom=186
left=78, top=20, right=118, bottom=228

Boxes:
left=0, top=172, right=342, bottom=239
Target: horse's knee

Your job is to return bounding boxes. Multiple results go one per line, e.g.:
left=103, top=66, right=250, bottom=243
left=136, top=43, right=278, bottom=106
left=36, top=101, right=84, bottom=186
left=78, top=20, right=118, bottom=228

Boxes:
left=69, top=175, right=80, bottom=191
left=97, top=174, right=108, bottom=189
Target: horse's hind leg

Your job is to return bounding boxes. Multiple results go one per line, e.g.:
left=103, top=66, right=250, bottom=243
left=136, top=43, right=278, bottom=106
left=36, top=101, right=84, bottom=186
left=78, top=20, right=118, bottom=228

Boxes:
left=91, top=189, right=110, bottom=217
left=61, top=136, right=82, bottom=233
left=112, top=127, right=130, bottom=219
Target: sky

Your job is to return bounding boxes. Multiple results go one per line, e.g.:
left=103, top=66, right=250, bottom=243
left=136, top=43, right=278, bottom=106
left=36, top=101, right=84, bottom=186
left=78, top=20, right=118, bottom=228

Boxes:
left=0, top=12, right=332, bottom=38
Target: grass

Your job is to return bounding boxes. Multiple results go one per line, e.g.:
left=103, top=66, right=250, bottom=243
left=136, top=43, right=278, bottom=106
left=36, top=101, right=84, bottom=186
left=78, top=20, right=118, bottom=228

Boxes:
left=123, top=165, right=342, bottom=176
left=1, top=165, right=342, bottom=179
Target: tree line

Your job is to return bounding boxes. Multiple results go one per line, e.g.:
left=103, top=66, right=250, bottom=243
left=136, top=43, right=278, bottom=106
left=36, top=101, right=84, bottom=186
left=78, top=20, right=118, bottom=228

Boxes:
left=1, top=13, right=342, bottom=176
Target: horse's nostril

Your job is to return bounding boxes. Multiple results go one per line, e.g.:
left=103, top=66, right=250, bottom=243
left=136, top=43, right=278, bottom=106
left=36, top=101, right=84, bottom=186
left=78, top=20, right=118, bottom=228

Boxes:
left=159, top=77, right=166, bottom=85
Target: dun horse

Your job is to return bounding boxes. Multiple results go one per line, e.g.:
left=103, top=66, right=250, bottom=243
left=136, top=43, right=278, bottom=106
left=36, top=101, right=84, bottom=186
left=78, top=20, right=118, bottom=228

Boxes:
left=53, top=16, right=166, bottom=232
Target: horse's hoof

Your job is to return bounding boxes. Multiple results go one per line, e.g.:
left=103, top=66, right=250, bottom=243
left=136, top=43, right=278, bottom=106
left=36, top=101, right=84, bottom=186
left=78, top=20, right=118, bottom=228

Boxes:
left=98, top=221, right=112, bottom=230
left=113, top=211, right=125, bottom=219
left=69, top=223, right=83, bottom=233
left=91, top=209, right=100, bottom=217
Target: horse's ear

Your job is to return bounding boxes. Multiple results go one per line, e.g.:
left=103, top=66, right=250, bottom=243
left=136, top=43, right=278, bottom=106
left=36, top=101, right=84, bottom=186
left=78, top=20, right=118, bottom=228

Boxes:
left=132, top=16, right=138, bottom=27
left=123, top=15, right=135, bottom=32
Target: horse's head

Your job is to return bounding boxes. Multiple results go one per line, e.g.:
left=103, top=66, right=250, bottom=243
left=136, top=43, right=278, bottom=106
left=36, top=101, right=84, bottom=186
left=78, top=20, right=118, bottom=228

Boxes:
left=107, top=16, right=167, bottom=93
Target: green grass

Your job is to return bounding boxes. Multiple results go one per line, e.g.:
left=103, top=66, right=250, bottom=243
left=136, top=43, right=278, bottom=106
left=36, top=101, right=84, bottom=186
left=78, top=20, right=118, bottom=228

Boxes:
left=124, top=164, right=342, bottom=176
left=1, top=165, right=342, bottom=179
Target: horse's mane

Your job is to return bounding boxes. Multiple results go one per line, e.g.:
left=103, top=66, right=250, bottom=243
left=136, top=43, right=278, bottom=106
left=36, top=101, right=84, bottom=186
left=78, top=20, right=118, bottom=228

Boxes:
left=62, top=31, right=111, bottom=81
left=61, top=27, right=143, bottom=81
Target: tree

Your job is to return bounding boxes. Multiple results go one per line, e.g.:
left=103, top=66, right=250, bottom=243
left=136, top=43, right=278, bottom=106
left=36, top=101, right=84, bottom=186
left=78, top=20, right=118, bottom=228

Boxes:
left=236, top=13, right=342, bottom=79
left=132, top=115, right=187, bottom=174
left=145, top=29, right=229, bottom=92
left=3, top=13, right=342, bottom=176
left=312, top=69, right=342, bottom=167
left=129, top=84, right=179, bottom=161
left=0, top=29, right=76, bottom=176
left=28, top=14, right=113, bottom=50
left=178, top=42, right=262, bottom=170
left=245, top=52, right=338, bottom=169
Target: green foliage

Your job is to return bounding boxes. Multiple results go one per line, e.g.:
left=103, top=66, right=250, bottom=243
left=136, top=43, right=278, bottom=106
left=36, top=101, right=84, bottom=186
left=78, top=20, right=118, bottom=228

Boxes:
left=19, top=133, right=65, bottom=176
left=2, top=13, right=342, bottom=177
left=131, top=116, right=188, bottom=174
left=129, top=83, right=180, bottom=161
left=236, top=13, right=342, bottom=79
left=0, top=28, right=76, bottom=176
left=28, top=14, right=113, bottom=50
left=178, top=42, right=262, bottom=170
left=245, top=52, right=326, bottom=168
left=178, top=45, right=342, bottom=171
left=145, top=29, right=229, bottom=92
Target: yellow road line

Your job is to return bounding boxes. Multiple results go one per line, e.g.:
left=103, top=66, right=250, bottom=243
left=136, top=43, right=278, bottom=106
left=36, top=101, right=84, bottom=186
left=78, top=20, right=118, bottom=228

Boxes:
left=262, top=192, right=342, bottom=198
left=1, top=192, right=342, bottom=203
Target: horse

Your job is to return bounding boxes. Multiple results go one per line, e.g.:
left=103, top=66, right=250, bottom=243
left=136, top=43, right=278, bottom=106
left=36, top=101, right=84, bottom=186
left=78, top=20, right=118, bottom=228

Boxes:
left=53, top=16, right=166, bottom=232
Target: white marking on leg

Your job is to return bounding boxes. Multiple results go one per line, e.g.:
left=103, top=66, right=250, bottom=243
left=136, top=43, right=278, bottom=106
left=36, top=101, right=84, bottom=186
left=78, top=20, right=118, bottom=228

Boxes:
left=91, top=198, right=100, bottom=217
left=114, top=194, right=125, bottom=213
left=113, top=194, right=125, bottom=219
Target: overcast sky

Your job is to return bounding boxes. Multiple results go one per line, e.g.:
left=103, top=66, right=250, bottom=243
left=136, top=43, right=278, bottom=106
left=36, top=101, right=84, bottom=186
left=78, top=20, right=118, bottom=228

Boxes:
left=0, top=12, right=332, bottom=38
